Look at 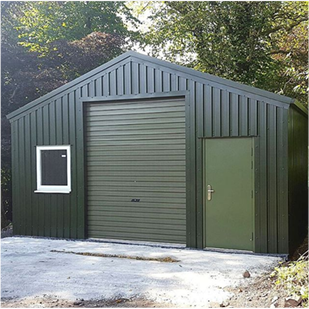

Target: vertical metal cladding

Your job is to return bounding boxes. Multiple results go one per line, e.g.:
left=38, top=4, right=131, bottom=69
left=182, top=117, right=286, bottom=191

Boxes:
left=197, top=85, right=289, bottom=253
left=11, top=97, right=85, bottom=238
left=9, top=52, right=304, bottom=254
left=288, top=106, right=308, bottom=255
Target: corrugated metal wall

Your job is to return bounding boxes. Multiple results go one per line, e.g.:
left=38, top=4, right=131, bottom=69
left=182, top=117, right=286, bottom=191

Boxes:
left=288, top=107, right=308, bottom=255
left=86, top=98, right=186, bottom=243
left=10, top=52, right=299, bottom=253
left=11, top=93, right=85, bottom=238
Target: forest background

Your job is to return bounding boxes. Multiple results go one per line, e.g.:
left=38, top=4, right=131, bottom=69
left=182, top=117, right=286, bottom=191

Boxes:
left=1, top=1, right=308, bottom=225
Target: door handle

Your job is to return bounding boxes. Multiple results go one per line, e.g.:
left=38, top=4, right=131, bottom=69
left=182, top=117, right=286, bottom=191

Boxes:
left=207, top=185, right=215, bottom=201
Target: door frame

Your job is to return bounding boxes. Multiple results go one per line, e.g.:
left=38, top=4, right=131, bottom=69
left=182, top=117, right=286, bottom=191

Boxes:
left=202, top=136, right=256, bottom=251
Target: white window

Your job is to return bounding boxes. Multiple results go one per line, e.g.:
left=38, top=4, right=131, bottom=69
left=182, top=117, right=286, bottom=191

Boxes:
left=35, top=145, right=71, bottom=194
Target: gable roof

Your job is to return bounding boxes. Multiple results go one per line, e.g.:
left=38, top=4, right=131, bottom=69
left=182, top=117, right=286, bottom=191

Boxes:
left=6, top=50, right=303, bottom=121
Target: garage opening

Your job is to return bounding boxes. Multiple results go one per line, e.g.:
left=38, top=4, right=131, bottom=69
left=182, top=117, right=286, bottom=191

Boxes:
left=85, top=98, right=186, bottom=244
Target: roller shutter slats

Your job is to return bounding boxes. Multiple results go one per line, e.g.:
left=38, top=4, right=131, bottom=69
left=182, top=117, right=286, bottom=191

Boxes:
left=86, top=98, right=186, bottom=243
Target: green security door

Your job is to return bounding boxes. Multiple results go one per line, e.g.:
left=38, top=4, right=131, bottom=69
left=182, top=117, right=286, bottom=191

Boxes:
left=204, top=138, right=254, bottom=251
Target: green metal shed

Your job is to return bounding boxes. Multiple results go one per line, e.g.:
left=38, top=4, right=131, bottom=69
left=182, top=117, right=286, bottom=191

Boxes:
left=7, top=51, right=308, bottom=255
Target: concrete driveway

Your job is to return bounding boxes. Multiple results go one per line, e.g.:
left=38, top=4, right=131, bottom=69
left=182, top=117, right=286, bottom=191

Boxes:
left=1, top=237, right=282, bottom=307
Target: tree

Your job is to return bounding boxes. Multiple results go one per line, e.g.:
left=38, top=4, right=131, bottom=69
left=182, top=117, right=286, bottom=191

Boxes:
left=2, top=1, right=137, bottom=167
left=1, top=1, right=141, bottom=226
left=14, top=1, right=139, bottom=54
left=140, top=1, right=308, bottom=103
left=269, top=1, right=308, bottom=100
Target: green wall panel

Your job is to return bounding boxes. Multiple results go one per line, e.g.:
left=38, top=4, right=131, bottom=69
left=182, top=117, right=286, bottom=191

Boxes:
left=288, top=107, right=308, bottom=255
left=8, top=52, right=307, bottom=254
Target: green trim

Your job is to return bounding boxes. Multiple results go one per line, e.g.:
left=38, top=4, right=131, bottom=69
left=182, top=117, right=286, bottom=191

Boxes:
left=83, top=91, right=189, bottom=103
left=198, top=136, right=258, bottom=139
left=76, top=99, right=86, bottom=238
left=252, top=138, right=256, bottom=252
left=196, top=83, right=204, bottom=249
left=185, top=86, right=196, bottom=248
left=254, top=136, right=261, bottom=252
left=292, top=100, right=308, bottom=117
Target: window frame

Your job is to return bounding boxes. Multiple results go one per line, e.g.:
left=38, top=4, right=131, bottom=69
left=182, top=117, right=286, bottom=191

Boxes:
left=35, top=145, right=71, bottom=194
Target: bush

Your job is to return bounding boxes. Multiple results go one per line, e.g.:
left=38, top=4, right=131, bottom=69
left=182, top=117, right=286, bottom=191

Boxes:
left=1, top=168, right=12, bottom=227
left=271, top=251, right=309, bottom=306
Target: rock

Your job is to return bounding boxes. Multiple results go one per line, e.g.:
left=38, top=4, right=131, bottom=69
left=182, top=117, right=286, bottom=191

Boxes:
left=243, top=270, right=251, bottom=278
left=220, top=301, right=230, bottom=307
left=271, top=296, right=279, bottom=303
left=284, top=297, right=301, bottom=307
left=270, top=299, right=279, bottom=308
left=73, top=301, right=82, bottom=306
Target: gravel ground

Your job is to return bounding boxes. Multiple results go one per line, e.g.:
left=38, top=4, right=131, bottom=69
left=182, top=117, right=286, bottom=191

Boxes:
left=1, top=296, right=177, bottom=308
left=1, top=237, right=283, bottom=307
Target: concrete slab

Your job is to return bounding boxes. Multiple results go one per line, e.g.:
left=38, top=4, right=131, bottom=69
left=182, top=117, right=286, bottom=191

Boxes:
left=1, top=237, right=282, bottom=307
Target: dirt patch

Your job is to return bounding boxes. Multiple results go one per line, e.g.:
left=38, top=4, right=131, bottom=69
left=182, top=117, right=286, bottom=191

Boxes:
left=227, top=275, right=288, bottom=308
left=51, top=249, right=180, bottom=263
left=208, top=272, right=304, bottom=308
left=1, top=296, right=177, bottom=308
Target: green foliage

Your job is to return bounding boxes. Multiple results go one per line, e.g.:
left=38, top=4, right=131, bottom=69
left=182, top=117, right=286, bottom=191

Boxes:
left=1, top=168, right=12, bottom=226
left=1, top=169, right=11, bottom=195
left=1, top=1, right=142, bottom=222
left=271, top=253, right=309, bottom=306
left=138, top=1, right=308, bottom=103
left=13, top=1, right=139, bottom=54
left=271, top=2, right=308, bottom=100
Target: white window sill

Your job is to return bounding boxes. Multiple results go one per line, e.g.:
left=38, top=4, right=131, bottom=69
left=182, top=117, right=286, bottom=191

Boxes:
left=34, top=190, right=71, bottom=194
